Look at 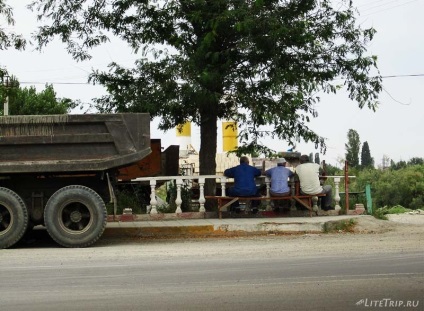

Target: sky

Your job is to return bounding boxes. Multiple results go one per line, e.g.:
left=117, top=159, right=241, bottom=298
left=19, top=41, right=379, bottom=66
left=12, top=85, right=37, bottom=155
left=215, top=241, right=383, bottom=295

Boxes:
left=1, top=0, right=423, bottom=168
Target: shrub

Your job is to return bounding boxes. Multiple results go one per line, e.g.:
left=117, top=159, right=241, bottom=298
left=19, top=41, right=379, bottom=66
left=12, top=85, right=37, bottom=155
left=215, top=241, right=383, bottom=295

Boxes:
left=373, top=205, right=411, bottom=220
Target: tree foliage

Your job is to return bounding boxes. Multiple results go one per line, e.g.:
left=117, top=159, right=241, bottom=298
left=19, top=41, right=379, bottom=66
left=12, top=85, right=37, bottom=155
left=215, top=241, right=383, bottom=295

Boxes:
left=354, top=164, right=424, bottom=210
left=391, top=160, right=407, bottom=170
left=324, top=163, right=343, bottom=176
left=360, top=141, right=374, bottom=168
left=29, top=0, right=382, bottom=197
left=390, top=157, right=424, bottom=170
left=407, top=157, right=424, bottom=166
left=0, top=0, right=26, bottom=51
left=345, top=129, right=360, bottom=168
left=0, top=77, right=78, bottom=115
left=314, top=152, right=320, bottom=165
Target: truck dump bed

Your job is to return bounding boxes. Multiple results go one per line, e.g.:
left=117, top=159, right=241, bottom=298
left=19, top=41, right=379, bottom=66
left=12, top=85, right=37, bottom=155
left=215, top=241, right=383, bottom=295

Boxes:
left=0, top=113, right=151, bottom=174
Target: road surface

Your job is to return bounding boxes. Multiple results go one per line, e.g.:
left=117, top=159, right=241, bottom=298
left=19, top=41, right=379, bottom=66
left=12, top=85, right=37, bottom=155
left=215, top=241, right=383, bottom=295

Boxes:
left=1, top=221, right=422, bottom=311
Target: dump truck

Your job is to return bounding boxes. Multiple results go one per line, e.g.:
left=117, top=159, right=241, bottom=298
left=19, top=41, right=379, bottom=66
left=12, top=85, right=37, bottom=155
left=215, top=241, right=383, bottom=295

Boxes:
left=0, top=113, right=178, bottom=249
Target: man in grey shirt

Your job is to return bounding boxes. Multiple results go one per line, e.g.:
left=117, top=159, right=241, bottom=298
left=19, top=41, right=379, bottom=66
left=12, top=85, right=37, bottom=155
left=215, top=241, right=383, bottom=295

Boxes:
left=295, top=154, right=333, bottom=210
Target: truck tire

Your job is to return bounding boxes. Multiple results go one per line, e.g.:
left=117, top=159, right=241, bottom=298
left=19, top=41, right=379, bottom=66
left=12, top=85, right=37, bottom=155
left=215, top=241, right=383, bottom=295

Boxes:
left=0, top=187, right=29, bottom=249
left=44, top=185, right=107, bottom=248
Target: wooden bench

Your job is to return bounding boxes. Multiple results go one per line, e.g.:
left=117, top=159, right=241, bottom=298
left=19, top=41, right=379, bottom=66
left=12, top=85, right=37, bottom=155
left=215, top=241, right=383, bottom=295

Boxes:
left=205, top=193, right=326, bottom=219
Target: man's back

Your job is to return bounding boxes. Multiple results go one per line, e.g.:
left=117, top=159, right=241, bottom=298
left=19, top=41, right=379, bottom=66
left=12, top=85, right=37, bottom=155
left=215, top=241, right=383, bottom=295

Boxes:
left=295, top=162, right=322, bottom=194
left=224, top=163, right=261, bottom=196
left=265, top=166, right=292, bottom=194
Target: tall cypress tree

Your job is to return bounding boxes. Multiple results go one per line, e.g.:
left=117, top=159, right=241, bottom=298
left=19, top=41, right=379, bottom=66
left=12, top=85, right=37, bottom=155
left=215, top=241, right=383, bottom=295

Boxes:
left=361, top=141, right=374, bottom=168
left=345, top=129, right=361, bottom=168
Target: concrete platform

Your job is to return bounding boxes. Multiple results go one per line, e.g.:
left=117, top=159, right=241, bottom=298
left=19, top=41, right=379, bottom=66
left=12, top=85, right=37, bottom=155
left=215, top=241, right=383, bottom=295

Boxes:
left=104, top=214, right=366, bottom=239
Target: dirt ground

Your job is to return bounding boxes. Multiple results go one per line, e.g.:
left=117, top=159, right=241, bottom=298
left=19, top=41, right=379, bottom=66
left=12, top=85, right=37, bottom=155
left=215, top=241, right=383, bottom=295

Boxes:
left=211, top=214, right=424, bottom=259
left=272, top=214, right=424, bottom=258
left=352, top=213, right=424, bottom=233
left=6, top=214, right=423, bottom=266
left=103, top=215, right=423, bottom=260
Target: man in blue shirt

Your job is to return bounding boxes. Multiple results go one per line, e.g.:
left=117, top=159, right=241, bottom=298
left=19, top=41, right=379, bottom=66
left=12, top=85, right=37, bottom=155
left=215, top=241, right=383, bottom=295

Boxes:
left=224, top=156, right=262, bottom=212
left=265, top=158, right=294, bottom=211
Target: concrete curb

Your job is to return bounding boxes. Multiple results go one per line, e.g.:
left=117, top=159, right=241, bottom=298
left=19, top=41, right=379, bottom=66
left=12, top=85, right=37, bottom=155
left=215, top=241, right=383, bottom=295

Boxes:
left=103, top=215, right=364, bottom=239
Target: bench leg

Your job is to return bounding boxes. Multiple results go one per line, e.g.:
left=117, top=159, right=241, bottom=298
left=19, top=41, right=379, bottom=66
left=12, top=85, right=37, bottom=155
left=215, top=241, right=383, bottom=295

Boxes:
left=219, top=198, right=239, bottom=219
left=293, top=197, right=314, bottom=217
left=312, top=196, right=320, bottom=213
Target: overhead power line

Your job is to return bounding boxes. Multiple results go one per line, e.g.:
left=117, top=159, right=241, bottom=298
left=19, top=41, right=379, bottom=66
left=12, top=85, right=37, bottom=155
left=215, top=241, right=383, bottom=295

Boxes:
left=359, top=0, right=421, bottom=17
left=381, top=74, right=424, bottom=78
left=19, top=81, right=92, bottom=85
left=16, top=73, right=424, bottom=86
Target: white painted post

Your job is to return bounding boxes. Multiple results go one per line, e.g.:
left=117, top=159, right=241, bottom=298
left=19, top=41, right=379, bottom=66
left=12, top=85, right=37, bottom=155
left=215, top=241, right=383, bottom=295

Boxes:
left=220, top=176, right=227, bottom=197
left=198, top=177, right=206, bottom=212
left=4, top=94, right=9, bottom=116
left=175, top=178, right=183, bottom=214
left=334, top=177, right=341, bottom=211
left=149, top=179, right=158, bottom=214
left=312, top=196, right=319, bottom=212
left=3, top=75, right=10, bottom=116
left=265, top=176, right=272, bottom=211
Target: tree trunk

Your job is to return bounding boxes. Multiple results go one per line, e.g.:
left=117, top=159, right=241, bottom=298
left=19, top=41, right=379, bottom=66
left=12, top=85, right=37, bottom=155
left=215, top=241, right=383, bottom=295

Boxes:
left=199, top=113, right=218, bottom=210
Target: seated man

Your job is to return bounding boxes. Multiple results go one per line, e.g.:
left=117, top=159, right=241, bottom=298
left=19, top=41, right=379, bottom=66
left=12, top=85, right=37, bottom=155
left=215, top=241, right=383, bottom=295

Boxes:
left=224, top=156, right=262, bottom=213
left=265, top=158, right=293, bottom=211
left=295, top=154, right=333, bottom=211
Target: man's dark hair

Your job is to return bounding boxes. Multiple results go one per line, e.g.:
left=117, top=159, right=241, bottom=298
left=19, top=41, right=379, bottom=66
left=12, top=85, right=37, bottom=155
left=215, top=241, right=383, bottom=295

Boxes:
left=299, top=154, right=310, bottom=164
left=240, top=156, right=249, bottom=164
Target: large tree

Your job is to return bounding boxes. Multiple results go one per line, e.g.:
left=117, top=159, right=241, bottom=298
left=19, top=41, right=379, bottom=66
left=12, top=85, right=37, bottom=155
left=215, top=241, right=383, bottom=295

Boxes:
left=345, top=129, right=360, bottom=168
left=360, top=141, right=374, bottom=168
left=30, top=0, right=382, bottom=197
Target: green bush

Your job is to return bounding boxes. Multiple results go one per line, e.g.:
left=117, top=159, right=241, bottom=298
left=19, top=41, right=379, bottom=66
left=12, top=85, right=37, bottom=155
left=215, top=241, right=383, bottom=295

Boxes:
left=353, top=165, right=424, bottom=211
left=373, top=205, right=411, bottom=220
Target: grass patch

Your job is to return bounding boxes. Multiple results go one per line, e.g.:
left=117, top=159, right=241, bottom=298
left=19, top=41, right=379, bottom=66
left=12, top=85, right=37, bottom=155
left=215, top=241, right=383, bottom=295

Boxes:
left=323, top=218, right=357, bottom=233
left=373, top=205, right=411, bottom=220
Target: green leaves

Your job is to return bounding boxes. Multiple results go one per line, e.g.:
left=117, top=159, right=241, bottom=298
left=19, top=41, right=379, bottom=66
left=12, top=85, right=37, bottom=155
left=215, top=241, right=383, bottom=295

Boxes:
left=30, top=0, right=383, bottom=175
left=355, top=163, right=424, bottom=210
left=0, top=77, right=78, bottom=115
left=0, top=0, right=26, bottom=50
left=345, top=129, right=361, bottom=168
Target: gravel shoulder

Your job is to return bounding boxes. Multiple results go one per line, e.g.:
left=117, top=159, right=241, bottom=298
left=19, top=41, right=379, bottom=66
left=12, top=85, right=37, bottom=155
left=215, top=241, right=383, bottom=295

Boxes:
left=3, top=214, right=422, bottom=265
left=97, top=215, right=424, bottom=260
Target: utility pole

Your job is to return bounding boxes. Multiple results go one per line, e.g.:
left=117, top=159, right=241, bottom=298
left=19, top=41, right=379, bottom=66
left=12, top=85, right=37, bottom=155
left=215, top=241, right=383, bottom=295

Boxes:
left=3, top=74, right=10, bottom=115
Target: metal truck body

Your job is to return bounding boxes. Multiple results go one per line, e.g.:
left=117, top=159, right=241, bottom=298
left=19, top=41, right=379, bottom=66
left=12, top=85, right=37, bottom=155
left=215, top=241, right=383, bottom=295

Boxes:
left=0, top=113, right=152, bottom=248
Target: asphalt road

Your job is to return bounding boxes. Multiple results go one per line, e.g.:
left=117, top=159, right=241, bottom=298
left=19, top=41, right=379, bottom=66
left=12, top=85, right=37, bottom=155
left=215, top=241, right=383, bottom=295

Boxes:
left=1, top=228, right=423, bottom=311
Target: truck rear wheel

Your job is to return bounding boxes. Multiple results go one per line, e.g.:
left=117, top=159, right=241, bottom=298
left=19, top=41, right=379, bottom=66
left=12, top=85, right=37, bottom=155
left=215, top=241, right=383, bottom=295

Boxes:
left=44, top=185, right=107, bottom=248
left=0, top=187, right=29, bottom=249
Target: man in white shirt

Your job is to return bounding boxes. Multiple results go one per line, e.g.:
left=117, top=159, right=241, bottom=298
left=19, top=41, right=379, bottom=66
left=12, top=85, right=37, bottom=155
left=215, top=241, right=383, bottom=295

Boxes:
left=295, top=154, right=333, bottom=210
